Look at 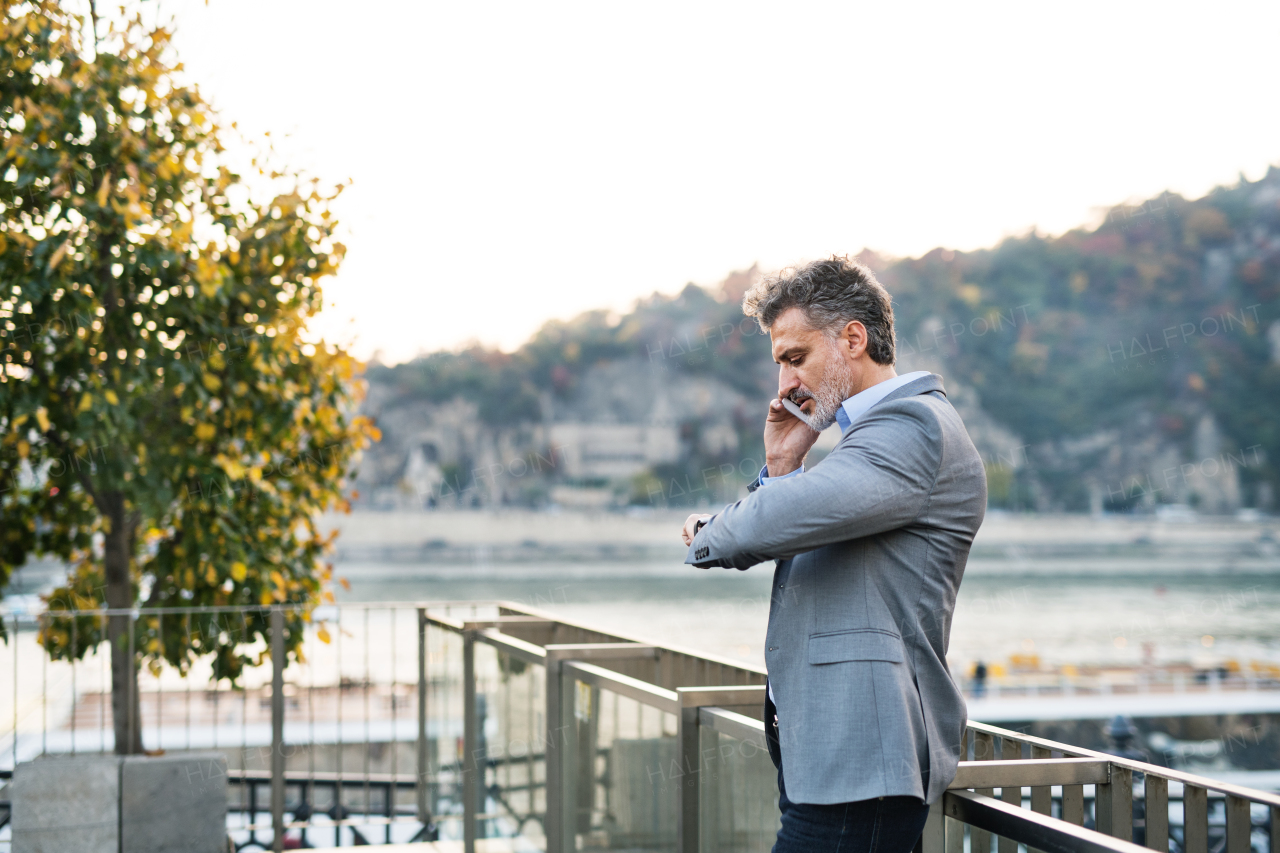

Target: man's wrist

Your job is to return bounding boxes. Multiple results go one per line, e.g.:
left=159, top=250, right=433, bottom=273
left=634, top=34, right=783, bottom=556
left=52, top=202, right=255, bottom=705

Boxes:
left=764, top=457, right=803, bottom=478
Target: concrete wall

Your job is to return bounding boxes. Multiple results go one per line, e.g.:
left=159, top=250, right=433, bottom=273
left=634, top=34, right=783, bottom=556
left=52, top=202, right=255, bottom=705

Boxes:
left=12, top=752, right=228, bottom=853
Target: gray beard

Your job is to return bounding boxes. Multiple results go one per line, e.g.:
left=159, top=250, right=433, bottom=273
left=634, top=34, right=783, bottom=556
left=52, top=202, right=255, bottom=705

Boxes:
left=794, top=341, right=855, bottom=432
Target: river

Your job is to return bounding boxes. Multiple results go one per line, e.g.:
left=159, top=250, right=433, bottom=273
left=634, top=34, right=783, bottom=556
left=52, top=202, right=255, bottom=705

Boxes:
left=332, top=558, right=1280, bottom=675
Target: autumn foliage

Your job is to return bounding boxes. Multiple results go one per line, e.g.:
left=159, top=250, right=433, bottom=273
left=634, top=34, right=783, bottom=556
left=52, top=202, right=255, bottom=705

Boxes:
left=0, top=2, right=378, bottom=748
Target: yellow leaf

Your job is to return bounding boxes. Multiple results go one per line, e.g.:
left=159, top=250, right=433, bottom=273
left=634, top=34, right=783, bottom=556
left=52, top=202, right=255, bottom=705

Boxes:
left=78, top=393, right=93, bottom=413
left=196, top=256, right=221, bottom=297
left=96, top=171, right=111, bottom=207
left=207, top=351, right=225, bottom=371
left=316, top=625, right=331, bottom=645
left=104, top=390, right=119, bottom=405
left=201, top=373, right=221, bottom=392
left=34, top=407, right=50, bottom=432
left=17, top=440, right=29, bottom=459
left=46, top=238, right=71, bottom=273
left=204, top=565, right=217, bottom=585
left=270, top=570, right=285, bottom=590
left=259, top=589, right=273, bottom=606
left=195, top=423, right=216, bottom=441
left=230, top=561, right=247, bottom=582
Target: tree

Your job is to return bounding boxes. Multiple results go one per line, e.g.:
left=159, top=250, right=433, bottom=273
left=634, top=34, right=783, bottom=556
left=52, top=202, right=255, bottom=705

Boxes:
left=0, top=2, right=378, bottom=753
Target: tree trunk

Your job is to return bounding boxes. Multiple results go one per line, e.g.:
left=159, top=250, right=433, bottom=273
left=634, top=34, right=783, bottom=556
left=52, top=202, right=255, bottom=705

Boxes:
left=102, top=492, right=143, bottom=755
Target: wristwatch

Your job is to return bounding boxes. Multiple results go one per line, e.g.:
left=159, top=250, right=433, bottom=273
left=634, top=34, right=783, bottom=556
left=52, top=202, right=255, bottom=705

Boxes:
left=693, top=515, right=712, bottom=534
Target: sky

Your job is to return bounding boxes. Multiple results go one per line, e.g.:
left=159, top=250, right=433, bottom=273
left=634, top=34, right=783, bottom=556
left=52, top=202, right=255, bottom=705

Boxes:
left=162, top=1, right=1280, bottom=363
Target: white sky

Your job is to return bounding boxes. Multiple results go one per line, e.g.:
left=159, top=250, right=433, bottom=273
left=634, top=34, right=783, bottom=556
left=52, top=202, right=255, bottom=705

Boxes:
left=164, top=1, right=1280, bottom=363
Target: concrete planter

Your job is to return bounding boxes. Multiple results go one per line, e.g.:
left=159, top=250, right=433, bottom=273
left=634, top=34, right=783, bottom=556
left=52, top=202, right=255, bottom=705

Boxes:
left=12, top=752, right=228, bottom=853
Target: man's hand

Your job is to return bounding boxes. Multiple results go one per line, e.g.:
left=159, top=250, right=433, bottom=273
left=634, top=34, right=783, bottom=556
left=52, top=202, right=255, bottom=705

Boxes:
left=681, top=513, right=711, bottom=546
left=764, top=396, right=821, bottom=477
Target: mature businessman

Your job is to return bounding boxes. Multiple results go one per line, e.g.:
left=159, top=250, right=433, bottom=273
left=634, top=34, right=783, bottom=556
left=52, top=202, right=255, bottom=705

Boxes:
left=680, top=256, right=986, bottom=853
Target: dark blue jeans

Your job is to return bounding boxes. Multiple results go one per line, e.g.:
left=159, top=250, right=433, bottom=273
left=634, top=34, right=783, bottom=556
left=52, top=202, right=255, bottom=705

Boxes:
left=773, top=763, right=930, bottom=853
left=766, top=689, right=930, bottom=853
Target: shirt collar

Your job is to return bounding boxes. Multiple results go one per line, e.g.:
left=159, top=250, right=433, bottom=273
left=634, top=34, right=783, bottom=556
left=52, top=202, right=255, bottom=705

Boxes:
left=833, top=371, right=931, bottom=433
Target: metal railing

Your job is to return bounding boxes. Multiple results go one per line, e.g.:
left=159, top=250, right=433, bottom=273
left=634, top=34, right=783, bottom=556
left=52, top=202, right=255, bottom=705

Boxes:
left=3, top=599, right=1279, bottom=853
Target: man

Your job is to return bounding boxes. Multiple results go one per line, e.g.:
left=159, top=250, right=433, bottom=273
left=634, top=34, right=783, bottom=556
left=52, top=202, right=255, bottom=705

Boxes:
left=680, top=256, right=986, bottom=853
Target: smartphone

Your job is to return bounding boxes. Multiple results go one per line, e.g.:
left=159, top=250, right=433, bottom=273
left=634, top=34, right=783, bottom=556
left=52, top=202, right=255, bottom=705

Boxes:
left=780, top=396, right=816, bottom=429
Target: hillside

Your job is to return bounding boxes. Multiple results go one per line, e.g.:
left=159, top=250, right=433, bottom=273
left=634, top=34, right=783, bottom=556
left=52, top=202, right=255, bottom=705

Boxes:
left=359, top=170, right=1280, bottom=514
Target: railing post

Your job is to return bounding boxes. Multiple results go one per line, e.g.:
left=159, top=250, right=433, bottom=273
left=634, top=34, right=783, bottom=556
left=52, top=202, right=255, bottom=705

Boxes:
left=1269, top=805, right=1279, bottom=853
left=675, top=686, right=767, bottom=853
left=463, top=627, right=478, bottom=853
left=1029, top=745, right=1052, bottom=816
left=11, top=614, right=17, bottom=769
left=678, top=702, right=700, bottom=853
left=248, top=780, right=259, bottom=849
left=127, top=609, right=137, bottom=754
left=998, top=736, right=1020, bottom=853
left=1062, top=781, right=1085, bottom=825
left=416, top=608, right=430, bottom=832
left=270, top=607, right=285, bottom=853
left=1145, top=774, right=1168, bottom=851
left=544, top=648, right=578, bottom=853
left=946, top=730, right=968, bottom=853
left=1225, top=794, right=1250, bottom=853
left=921, top=798, right=946, bottom=853
left=945, top=802, right=965, bottom=853
left=972, top=730, right=995, bottom=853
left=1183, top=785, right=1207, bottom=853
left=1095, top=763, right=1132, bottom=842
left=1028, top=744, right=1052, bottom=853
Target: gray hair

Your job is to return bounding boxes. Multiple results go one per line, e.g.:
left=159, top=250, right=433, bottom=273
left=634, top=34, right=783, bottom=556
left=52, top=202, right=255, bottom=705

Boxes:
left=742, top=255, right=896, bottom=365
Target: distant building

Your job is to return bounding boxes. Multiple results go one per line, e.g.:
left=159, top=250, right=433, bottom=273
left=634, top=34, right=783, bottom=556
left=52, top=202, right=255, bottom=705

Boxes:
left=549, top=422, right=680, bottom=480
left=550, top=389, right=680, bottom=480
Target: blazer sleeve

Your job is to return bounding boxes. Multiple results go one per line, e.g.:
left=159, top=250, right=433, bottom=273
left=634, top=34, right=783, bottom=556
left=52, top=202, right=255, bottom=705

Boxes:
left=683, top=399, right=943, bottom=570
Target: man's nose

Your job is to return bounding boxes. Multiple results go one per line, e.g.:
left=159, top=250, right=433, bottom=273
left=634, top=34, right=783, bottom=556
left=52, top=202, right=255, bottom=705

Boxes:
left=778, top=367, right=801, bottom=397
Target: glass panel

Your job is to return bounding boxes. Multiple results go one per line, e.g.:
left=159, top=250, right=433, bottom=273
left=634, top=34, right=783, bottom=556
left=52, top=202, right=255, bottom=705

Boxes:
left=425, top=614, right=466, bottom=840
left=698, top=724, right=780, bottom=853
left=573, top=680, right=678, bottom=851
left=474, top=642, right=546, bottom=848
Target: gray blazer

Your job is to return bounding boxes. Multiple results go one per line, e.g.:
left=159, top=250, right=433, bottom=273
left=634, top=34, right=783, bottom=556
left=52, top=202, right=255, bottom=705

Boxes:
left=684, top=374, right=986, bottom=805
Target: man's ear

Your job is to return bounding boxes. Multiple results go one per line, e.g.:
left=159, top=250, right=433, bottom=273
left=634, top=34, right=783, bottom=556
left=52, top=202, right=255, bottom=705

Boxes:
left=841, top=320, right=867, bottom=358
